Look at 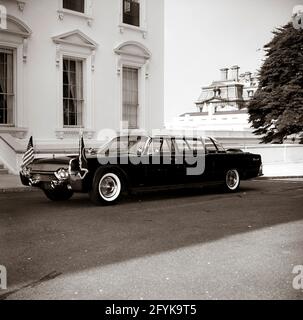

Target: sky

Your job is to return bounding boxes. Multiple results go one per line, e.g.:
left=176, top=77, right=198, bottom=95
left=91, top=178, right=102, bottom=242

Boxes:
left=164, top=0, right=302, bottom=122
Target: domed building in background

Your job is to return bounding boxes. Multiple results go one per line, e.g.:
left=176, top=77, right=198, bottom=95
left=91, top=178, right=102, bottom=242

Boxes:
left=166, top=66, right=260, bottom=146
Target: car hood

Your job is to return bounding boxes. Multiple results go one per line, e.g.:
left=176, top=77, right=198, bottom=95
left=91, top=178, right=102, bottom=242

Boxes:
left=28, top=156, right=77, bottom=172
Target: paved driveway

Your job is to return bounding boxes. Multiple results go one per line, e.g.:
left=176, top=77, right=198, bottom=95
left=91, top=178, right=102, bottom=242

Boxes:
left=0, top=180, right=302, bottom=300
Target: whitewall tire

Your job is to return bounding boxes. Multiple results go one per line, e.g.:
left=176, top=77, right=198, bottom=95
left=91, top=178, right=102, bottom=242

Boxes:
left=98, top=173, right=121, bottom=202
left=89, top=169, right=124, bottom=205
left=225, top=169, right=240, bottom=192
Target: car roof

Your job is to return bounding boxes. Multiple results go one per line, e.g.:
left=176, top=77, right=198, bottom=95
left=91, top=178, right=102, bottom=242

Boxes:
left=112, top=134, right=214, bottom=141
left=152, top=135, right=210, bottom=140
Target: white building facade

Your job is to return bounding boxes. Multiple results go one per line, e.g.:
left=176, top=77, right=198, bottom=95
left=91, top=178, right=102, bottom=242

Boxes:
left=0, top=0, right=164, bottom=173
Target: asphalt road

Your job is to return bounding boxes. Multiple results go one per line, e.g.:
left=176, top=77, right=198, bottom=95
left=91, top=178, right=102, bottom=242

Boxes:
left=0, top=180, right=303, bottom=300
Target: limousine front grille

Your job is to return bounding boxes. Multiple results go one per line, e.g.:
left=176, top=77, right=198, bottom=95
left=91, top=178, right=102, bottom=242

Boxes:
left=31, top=172, right=56, bottom=182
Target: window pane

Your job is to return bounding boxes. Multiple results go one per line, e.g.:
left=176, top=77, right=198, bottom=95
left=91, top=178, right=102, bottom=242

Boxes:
left=175, top=139, right=190, bottom=153
left=162, top=139, right=172, bottom=153
left=148, top=139, right=162, bottom=155
left=63, top=58, right=83, bottom=127
left=0, top=48, right=14, bottom=125
left=204, top=138, right=217, bottom=153
left=123, top=67, right=139, bottom=129
left=186, top=139, right=205, bottom=152
left=123, top=0, right=140, bottom=27
left=63, top=0, right=85, bottom=13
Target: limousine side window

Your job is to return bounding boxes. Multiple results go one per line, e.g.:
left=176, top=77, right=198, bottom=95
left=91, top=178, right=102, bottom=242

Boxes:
left=147, top=138, right=172, bottom=155
left=204, top=138, right=218, bottom=154
left=174, top=138, right=190, bottom=153
left=186, top=139, right=205, bottom=152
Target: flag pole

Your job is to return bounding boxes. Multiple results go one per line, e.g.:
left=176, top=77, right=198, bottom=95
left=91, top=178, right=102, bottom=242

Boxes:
left=78, top=130, right=88, bottom=179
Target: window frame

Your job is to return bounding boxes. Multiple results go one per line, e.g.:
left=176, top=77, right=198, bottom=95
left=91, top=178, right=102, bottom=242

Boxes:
left=58, top=0, right=93, bottom=25
left=203, top=137, right=219, bottom=154
left=173, top=138, right=191, bottom=155
left=0, top=15, right=31, bottom=138
left=186, top=138, right=205, bottom=154
left=0, top=47, right=15, bottom=126
left=119, top=0, right=147, bottom=37
left=120, top=62, right=144, bottom=130
left=62, top=0, right=85, bottom=14
left=62, top=57, right=84, bottom=128
left=115, top=41, right=151, bottom=132
left=57, top=51, right=89, bottom=132
left=122, top=66, right=140, bottom=130
left=53, top=30, right=97, bottom=139
left=147, top=137, right=173, bottom=156
left=122, top=0, right=140, bottom=27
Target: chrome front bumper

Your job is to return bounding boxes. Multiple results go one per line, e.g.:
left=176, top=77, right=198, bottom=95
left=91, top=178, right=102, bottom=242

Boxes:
left=20, top=170, right=83, bottom=191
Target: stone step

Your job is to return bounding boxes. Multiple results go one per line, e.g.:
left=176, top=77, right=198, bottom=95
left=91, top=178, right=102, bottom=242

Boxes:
left=0, top=168, right=9, bottom=175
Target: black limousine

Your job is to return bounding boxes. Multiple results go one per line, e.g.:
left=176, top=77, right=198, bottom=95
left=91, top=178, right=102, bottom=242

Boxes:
left=20, top=135, right=263, bottom=205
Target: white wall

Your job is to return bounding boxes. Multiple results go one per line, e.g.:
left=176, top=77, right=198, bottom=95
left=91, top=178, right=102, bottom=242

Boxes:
left=1, top=0, right=164, bottom=141
left=243, top=145, right=303, bottom=165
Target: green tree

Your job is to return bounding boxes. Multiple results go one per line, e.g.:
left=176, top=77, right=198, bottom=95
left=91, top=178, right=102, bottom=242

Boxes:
left=248, top=22, right=303, bottom=144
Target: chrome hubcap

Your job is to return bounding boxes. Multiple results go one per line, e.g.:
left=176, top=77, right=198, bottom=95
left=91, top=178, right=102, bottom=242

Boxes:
left=226, top=170, right=238, bottom=189
left=100, top=176, right=118, bottom=198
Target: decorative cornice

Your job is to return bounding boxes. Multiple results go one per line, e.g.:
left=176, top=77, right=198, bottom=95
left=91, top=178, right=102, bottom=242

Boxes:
left=114, top=41, right=151, bottom=59
left=0, top=14, right=32, bottom=38
left=52, top=29, right=98, bottom=49
left=0, top=126, right=28, bottom=139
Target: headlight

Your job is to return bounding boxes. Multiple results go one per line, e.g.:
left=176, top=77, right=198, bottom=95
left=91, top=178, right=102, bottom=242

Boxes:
left=55, top=168, right=69, bottom=181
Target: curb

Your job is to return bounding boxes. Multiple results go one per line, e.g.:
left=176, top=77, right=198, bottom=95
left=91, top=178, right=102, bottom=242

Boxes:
left=256, top=176, right=303, bottom=180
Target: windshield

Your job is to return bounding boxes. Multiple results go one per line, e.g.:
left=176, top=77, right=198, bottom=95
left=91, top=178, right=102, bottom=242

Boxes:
left=104, top=136, right=149, bottom=155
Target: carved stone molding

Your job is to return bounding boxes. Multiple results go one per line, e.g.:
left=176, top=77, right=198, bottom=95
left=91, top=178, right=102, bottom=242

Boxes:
left=118, top=24, right=147, bottom=39
left=57, top=9, right=93, bottom=27
left=17, top=1, right=26, bottom=12
left=55, top=44, right=61, bottom=67
left=22, top=38, right=28, bottom=62
left=55, top=129, right=95, bottom=140
left=0, top=127, right=28, bottom=139
left=91, top=50, right=96, bottom=71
